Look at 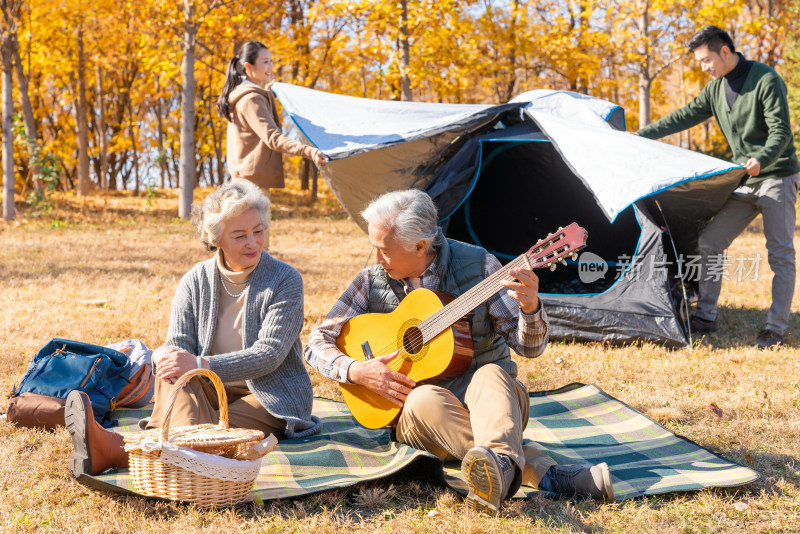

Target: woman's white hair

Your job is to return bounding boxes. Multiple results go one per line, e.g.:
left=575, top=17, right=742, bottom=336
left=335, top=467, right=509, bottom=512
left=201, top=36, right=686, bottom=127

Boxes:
left=361, top=189, right=441, bottom=253
left=191, top=178, right=269, bottom=251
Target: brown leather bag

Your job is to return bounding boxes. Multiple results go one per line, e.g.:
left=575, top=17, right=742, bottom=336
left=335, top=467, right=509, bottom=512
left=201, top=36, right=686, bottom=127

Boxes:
left=7, top=392, right=66, bottom=431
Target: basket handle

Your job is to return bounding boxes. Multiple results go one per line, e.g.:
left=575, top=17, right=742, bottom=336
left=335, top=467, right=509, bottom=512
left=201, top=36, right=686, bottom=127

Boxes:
left=159, top=367, right=228, bottom=444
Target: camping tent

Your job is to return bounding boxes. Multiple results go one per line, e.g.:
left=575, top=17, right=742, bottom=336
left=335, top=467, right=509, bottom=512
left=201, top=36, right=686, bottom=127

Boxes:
left=272, top=83, right=745, bottom=347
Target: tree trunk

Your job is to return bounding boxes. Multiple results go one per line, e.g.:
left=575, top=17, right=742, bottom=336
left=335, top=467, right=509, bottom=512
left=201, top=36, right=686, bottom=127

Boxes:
left=2, top=38, right=14, bottom=221
left=10, top=35, right=39, bottom=191
left=289, top=0, right=303, bottom=82
left=300, top=158, right=309, bottom=190
left=502, top=0, right=520, bottom=102
left=170, top=136, right=179, bottom=188
left=399, top=0, right=412, bottom=101
left=75, top=24, right=90, bottom=196
left=208, top=80, right=224, bottom=185
left=211, top=119, right=224, bottom=185
left=129, top=102, right=139, bottom=195
left=178, top=0, right=196, bottom=219
left=638, top=76, right=651, bottom=128
left=310, top=163, right=318, bottom=202
left=636, top=2, right=652, bottom=128
left=96, top=64, right=108, bottom=190
left=154, top=75, right=167, bottom=189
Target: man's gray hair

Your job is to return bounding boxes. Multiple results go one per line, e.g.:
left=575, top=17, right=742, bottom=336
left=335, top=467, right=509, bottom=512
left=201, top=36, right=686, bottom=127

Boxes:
left=191, top=178, right=269, bottom=251
left=361, top=189, right=441, bottom=253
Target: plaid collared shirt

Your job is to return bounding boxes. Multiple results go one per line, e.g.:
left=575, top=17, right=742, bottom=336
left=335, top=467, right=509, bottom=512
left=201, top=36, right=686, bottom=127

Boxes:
left=304, top=253, right=549, bottom=383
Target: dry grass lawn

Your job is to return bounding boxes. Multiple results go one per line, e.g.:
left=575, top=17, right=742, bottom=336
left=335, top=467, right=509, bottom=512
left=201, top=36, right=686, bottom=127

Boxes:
left=1, top=182, right=799, bottom=533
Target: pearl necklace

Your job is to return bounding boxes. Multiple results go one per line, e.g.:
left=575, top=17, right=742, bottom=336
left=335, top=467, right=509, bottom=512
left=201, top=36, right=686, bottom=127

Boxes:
left=219, top=273, right=249, bottom=298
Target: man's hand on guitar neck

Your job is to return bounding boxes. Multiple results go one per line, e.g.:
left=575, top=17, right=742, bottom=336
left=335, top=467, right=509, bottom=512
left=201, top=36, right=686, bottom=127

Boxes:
left=501, top=267, right=541, bottom=315
left=347, top=351, right=417, bottom=407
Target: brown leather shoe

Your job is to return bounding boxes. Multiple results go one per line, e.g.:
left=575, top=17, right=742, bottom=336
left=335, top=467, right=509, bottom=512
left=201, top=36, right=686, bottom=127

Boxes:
left=751, top=329, right=784, bottom=349
left=690, top=315, right=719, bottom=334
left=65, top=390, right=129, bottom=477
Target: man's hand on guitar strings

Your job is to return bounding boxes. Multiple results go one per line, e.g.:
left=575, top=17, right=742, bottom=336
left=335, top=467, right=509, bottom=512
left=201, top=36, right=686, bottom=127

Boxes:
left=347, top=351, right=417, bottom=407
left=502, top=267, right=542, bottom=315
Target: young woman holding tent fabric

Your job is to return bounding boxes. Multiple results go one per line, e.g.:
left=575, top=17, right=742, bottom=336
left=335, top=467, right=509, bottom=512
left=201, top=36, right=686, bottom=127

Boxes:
left=64, top=179, right=321, bottom=477
left=216, top=40, right=328, bottom=249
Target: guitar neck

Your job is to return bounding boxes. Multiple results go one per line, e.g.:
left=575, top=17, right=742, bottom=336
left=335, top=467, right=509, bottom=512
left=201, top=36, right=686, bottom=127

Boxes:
left=414, top=223, right=586, bottom=345
left=417, top=254, right=529, bottom=343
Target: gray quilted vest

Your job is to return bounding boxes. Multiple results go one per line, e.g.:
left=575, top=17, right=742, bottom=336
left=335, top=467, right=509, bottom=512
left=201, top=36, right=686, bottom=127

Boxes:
left=368, top=238, right=515, bottom=396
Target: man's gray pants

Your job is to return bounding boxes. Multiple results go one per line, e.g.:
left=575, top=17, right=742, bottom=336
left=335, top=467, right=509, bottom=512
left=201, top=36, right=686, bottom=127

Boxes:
left=696, top=173, right=799, bottom=334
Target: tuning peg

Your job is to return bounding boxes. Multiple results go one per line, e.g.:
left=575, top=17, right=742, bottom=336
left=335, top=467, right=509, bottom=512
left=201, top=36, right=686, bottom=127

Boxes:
left=558, top=226, right=563, bottom=231
left=561, top=260, right=567, bottom=266
left=550, top=264, right=556, bottom=272
left=571, top=252, right=577, bottom=260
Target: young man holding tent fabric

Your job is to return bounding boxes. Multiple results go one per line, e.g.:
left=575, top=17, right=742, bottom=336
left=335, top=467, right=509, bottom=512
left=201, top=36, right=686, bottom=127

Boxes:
left=638, top=25, right=800, bottom=349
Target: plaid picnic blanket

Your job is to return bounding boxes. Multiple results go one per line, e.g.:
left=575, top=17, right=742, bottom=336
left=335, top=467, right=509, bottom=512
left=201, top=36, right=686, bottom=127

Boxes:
left=80, top=383, right=758, bottom=502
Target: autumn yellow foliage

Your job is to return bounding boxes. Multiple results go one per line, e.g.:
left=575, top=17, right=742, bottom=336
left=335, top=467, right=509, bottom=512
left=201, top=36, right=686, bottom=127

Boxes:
left=0, top=0, right=797, bottom=195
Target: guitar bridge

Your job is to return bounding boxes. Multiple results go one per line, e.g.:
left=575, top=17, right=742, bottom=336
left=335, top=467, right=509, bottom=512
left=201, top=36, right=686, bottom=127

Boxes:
left=361, top=341, right=374, bottom=360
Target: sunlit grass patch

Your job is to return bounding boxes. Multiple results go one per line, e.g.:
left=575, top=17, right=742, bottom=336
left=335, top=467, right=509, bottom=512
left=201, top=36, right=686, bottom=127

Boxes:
left=1, top=192, right=799, bottom=533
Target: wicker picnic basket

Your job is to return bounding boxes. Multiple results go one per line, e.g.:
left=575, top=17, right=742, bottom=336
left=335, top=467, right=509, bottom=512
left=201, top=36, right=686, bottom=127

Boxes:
left=123, top=368, right=265, bottom=507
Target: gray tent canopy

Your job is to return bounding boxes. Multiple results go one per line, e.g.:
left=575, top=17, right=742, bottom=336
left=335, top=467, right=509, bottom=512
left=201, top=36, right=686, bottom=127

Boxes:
left=273, top=83, right=745, bottom=347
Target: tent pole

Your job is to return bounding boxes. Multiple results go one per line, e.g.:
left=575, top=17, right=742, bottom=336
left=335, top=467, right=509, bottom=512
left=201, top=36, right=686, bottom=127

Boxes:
left=409, top=126, right=472, bottom=190
left=410, top=117, right=500, bottom=190
left=654, top=200, right=693, bottom=350
left=362, top=247, right=374, bottom=270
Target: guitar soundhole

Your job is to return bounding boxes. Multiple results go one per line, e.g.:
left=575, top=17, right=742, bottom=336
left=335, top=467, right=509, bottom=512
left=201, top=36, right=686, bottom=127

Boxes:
left=402, top=326, right=424, bottom=355
left=397, top=319, right=428, bottom=362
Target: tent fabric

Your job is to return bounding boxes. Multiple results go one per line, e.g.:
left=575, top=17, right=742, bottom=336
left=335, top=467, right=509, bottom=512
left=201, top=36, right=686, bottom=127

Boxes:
left=525, top=109, right=743, bottom=221
left=315, top=126, right=495, bottom=228
left=272, top=83, right=747, bottom=346
left=272, top=81, right=501, bottom=159
left=273, top=82, right=742, bottom=225
left=541, top=205, right=688, bottom=347
left=273, top=82, right=517, bottom=226
left=511, top=89, right=625, bottom=131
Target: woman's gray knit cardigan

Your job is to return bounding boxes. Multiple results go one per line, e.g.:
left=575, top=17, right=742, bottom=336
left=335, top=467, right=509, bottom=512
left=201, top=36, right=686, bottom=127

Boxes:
left=164, top=250, right=321, bottom=438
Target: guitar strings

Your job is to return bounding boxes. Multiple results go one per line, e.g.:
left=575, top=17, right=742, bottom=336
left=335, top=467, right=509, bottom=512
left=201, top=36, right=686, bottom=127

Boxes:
left=419, top=244, right=570, bottom=339
left=365, top=244, right=572, bottom=361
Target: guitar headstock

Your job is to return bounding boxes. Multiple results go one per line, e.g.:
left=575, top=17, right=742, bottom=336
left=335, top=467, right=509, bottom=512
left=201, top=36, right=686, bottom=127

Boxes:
left=524, top=223, right=588, bottom=271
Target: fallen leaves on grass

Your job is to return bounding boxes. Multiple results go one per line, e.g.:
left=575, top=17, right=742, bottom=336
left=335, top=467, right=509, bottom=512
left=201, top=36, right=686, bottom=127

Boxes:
left=705, top=402, right=724, bottom=418
left=78, top=299, right=107, bottom=306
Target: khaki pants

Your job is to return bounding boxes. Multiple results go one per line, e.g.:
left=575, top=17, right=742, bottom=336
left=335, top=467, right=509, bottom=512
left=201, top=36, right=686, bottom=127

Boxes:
left=395, top=363, right=556, bottom=487
left=146, top=375, right=287, bottom=438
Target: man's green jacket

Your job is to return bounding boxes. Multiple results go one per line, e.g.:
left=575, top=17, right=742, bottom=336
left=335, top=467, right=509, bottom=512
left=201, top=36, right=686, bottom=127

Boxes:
left=638, top=60, right=799, bottom=183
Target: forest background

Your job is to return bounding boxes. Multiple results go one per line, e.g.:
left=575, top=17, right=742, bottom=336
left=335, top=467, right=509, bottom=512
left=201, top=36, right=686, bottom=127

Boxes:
left=1, top=0, right=799, bottom=220
left=2, top=3, right=800, bottom=531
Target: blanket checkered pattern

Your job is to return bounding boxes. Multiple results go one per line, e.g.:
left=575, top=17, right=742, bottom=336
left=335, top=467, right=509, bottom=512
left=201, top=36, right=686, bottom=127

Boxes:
left=81, top=383, right=758, bottom=502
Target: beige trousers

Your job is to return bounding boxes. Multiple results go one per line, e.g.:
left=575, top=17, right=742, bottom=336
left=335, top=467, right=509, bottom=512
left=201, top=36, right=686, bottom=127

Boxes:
left=395, top=364, right=556, bottom=487
left=146, top=375, right=287, bottom=438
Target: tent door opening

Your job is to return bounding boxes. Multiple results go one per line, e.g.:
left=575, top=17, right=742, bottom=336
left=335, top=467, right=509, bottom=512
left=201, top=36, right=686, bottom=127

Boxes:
left=443, top=140, right=641, bottom=295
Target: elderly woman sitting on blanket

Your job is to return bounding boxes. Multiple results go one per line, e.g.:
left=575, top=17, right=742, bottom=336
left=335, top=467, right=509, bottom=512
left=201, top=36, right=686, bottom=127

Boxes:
left=65, top=179, right=321, bottom=477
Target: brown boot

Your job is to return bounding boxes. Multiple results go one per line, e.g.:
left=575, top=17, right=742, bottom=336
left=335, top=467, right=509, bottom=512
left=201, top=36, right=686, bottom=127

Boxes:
left=65, top=390, right=129, bottom=477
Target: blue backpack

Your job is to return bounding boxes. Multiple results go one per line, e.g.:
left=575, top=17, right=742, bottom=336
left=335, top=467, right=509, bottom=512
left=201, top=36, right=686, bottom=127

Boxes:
left=13, top=338, right=133, bottom=424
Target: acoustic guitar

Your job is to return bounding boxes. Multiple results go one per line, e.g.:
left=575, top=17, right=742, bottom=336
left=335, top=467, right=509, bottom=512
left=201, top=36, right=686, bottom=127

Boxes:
left=337, top=222, right=588, bottom=429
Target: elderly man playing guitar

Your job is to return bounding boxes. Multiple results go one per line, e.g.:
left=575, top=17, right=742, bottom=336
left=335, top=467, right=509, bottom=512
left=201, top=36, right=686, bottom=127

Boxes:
left=305, top=189, right=613, bottom=513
